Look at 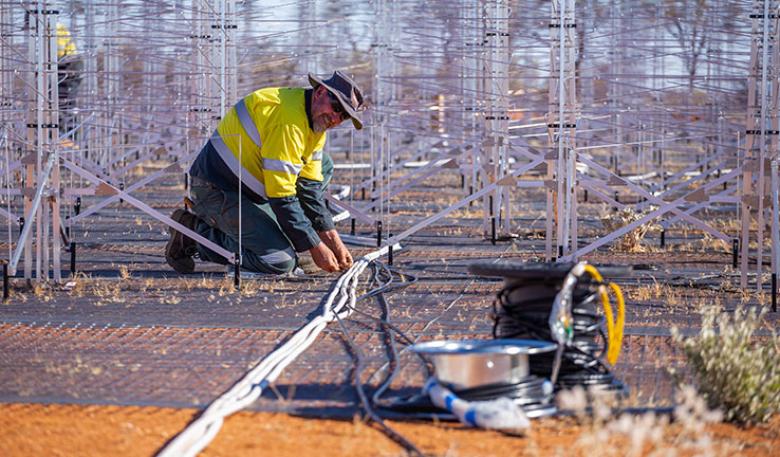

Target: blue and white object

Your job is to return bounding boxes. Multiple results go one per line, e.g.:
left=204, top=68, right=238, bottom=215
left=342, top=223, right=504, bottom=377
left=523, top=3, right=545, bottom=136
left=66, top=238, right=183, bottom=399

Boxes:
left=424, top=378, right=531, bottom=432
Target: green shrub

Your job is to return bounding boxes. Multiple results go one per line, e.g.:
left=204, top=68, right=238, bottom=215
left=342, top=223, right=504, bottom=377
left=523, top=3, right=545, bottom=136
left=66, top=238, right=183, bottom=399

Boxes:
left=672, top=305, right=780, bottom=424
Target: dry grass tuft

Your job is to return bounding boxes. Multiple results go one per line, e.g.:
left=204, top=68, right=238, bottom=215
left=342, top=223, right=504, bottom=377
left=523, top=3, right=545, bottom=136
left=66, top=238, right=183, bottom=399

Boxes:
left=600, top=208, right=658, bottom=253
left=629, top=278, right=683, bottom=306
left=118, top=265, right=132, bottom=280
left=91, top=280, right=124, bottom=306
left=218, top=277, right=236, bottom=296
left=32, top=282, right=55, bottom=302
left=64, top=272, right=92, bottom=297
left=558, top=385, right=728, bottom=456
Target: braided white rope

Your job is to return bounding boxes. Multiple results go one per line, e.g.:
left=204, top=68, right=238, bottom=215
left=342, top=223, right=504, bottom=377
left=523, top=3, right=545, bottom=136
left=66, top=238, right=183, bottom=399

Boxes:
left=158, top=245, right=398, bottom=457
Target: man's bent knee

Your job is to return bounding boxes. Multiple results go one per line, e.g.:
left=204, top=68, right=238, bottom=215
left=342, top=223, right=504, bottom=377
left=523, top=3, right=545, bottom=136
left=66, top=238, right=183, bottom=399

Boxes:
left=264, top=258, right=297, bottom=275
left=242, top=247, right=297, bottom=275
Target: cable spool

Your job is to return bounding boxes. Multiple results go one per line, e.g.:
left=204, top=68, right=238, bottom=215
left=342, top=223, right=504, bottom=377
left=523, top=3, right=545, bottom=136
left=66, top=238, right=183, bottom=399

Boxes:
left=469, top=261, right=628, bottom=392
left=410, top=339, right=558, bottom=418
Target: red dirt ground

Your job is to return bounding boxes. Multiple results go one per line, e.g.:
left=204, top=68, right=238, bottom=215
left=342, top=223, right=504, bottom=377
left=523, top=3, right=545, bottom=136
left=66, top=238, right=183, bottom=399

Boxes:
left=1, top=403, right=778, bottom=456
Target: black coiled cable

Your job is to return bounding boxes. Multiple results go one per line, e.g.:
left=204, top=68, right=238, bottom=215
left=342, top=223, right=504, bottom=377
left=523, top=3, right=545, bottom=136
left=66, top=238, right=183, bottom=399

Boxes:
left=453, top=376, right=555, bottom=416
left=365, top=263, right=557, bottom=420
left=492, top=276, right=624, bottom=391
left=377, top=375, right=555, bottom=418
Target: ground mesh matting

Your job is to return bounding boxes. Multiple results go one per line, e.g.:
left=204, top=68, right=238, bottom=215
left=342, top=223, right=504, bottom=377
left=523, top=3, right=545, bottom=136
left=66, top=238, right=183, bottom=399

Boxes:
left=0, top=190, right=766, bottom=415
left=0, top=265, right=695, bottom=415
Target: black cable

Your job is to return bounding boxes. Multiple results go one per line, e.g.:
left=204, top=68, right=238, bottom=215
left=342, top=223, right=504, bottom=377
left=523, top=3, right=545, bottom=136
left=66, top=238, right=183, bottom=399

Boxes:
left=334, top=315, right=425, bottom=456
left=363, top=265, right=557, bottom=420
left=455, top=378, right=550, bottom=405
left=344, top=260, right=569, bottom=427
left=492, top=275, right=624, bottom=391
left=334, top=261, right=427, bottom=457
left=351, top=263, right=432, bottom=399
left=350, top=261, right=625, bottom=430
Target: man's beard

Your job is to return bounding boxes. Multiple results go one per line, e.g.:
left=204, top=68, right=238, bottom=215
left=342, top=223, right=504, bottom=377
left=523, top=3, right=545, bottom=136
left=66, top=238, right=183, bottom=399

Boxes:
left=312, top=116, right=328, bottom=133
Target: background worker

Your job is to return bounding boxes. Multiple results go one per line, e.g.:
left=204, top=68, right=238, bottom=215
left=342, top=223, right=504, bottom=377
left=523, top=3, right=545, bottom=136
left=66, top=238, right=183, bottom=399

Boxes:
left=56, top=22, right=83, bottom=134
left=23, top=14, right=83, bottom=135
left=165, top=71, right=365, bottom=275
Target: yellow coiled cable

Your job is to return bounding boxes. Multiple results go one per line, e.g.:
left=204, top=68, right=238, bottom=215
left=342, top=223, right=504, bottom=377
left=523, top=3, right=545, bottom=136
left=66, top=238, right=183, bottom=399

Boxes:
left=608, top=282, right=626, bottom=365
left=582, top=264, right=625, bottom=366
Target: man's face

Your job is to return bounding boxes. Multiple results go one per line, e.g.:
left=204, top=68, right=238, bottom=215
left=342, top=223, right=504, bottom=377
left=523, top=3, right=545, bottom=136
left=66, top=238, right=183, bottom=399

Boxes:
left=311, top=86, right=349, bottom=133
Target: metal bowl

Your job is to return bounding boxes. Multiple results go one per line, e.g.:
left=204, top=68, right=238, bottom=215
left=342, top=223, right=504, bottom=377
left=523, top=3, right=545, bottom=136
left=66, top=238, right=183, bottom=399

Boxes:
left=411, top=339, right=557, bottom=390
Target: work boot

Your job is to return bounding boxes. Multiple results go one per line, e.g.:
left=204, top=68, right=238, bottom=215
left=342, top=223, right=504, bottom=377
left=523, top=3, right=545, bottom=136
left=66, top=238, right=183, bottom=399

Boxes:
left=165, top=208, right=199, bottom=274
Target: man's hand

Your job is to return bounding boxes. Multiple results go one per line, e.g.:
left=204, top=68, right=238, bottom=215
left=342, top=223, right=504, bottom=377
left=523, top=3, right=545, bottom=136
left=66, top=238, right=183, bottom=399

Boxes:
left=318, top=229, right=353, bottom=270
left=309, top=242, right=340, bottom=273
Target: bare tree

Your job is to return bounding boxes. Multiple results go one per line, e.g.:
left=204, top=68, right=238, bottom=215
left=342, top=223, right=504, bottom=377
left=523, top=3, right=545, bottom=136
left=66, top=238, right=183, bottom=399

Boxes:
left=664, top=0, right=709, bottom=90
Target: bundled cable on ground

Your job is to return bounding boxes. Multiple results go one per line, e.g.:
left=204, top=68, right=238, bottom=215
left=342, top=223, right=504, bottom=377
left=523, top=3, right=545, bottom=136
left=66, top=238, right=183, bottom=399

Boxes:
left=333, top=261, right=425, bottom=456
left=485, top=262, right=626, bottom=391
left=355, top=262, right=553, bottom=430
left=158, top=245, right=399, bottom=457
left=371, top=343, right=555, bottom=422
left=339, top=260, right=627, bottom=436
left=340, top=262, right=533, bottom=443
left=372, top=349, right=556, bottom=425
left=333, top=261, right=530, bottom=445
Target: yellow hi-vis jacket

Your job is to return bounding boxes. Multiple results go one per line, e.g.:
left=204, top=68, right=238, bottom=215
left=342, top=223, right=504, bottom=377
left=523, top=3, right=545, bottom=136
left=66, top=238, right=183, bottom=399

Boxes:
left=210, top=87, right=326, bottom=199
left=57, top=23, right=77, bottom=59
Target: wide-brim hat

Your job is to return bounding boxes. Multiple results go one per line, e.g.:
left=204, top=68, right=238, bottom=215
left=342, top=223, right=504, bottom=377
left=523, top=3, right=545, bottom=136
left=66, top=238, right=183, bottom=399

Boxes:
left=308, top=71, right=365, bottom=130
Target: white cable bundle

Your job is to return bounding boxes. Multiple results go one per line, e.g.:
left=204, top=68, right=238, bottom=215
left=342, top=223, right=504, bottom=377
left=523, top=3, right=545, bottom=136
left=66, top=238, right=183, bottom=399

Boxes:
left=158, top=246, right=397, bottom=457
left=424, top=378, right=531, bottom=432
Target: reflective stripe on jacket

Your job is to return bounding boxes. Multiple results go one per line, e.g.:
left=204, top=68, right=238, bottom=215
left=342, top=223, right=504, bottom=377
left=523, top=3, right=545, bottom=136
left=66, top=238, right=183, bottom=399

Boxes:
left=211, top=87, right=326, bottom=199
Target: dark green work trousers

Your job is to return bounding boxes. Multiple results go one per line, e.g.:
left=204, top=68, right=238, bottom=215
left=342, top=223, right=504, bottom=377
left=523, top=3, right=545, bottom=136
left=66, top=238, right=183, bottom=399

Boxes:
left=189, top=153, right=334, bottom=274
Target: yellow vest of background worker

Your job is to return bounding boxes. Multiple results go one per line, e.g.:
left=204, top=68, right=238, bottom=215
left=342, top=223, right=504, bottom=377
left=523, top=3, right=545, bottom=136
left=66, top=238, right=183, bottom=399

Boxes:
left=56, top=23, right=77, bottom=59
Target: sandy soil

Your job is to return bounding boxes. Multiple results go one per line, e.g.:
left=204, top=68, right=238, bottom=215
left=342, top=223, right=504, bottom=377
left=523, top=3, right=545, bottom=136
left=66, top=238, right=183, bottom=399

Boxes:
left=1, top=403, right=778, bottom=457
